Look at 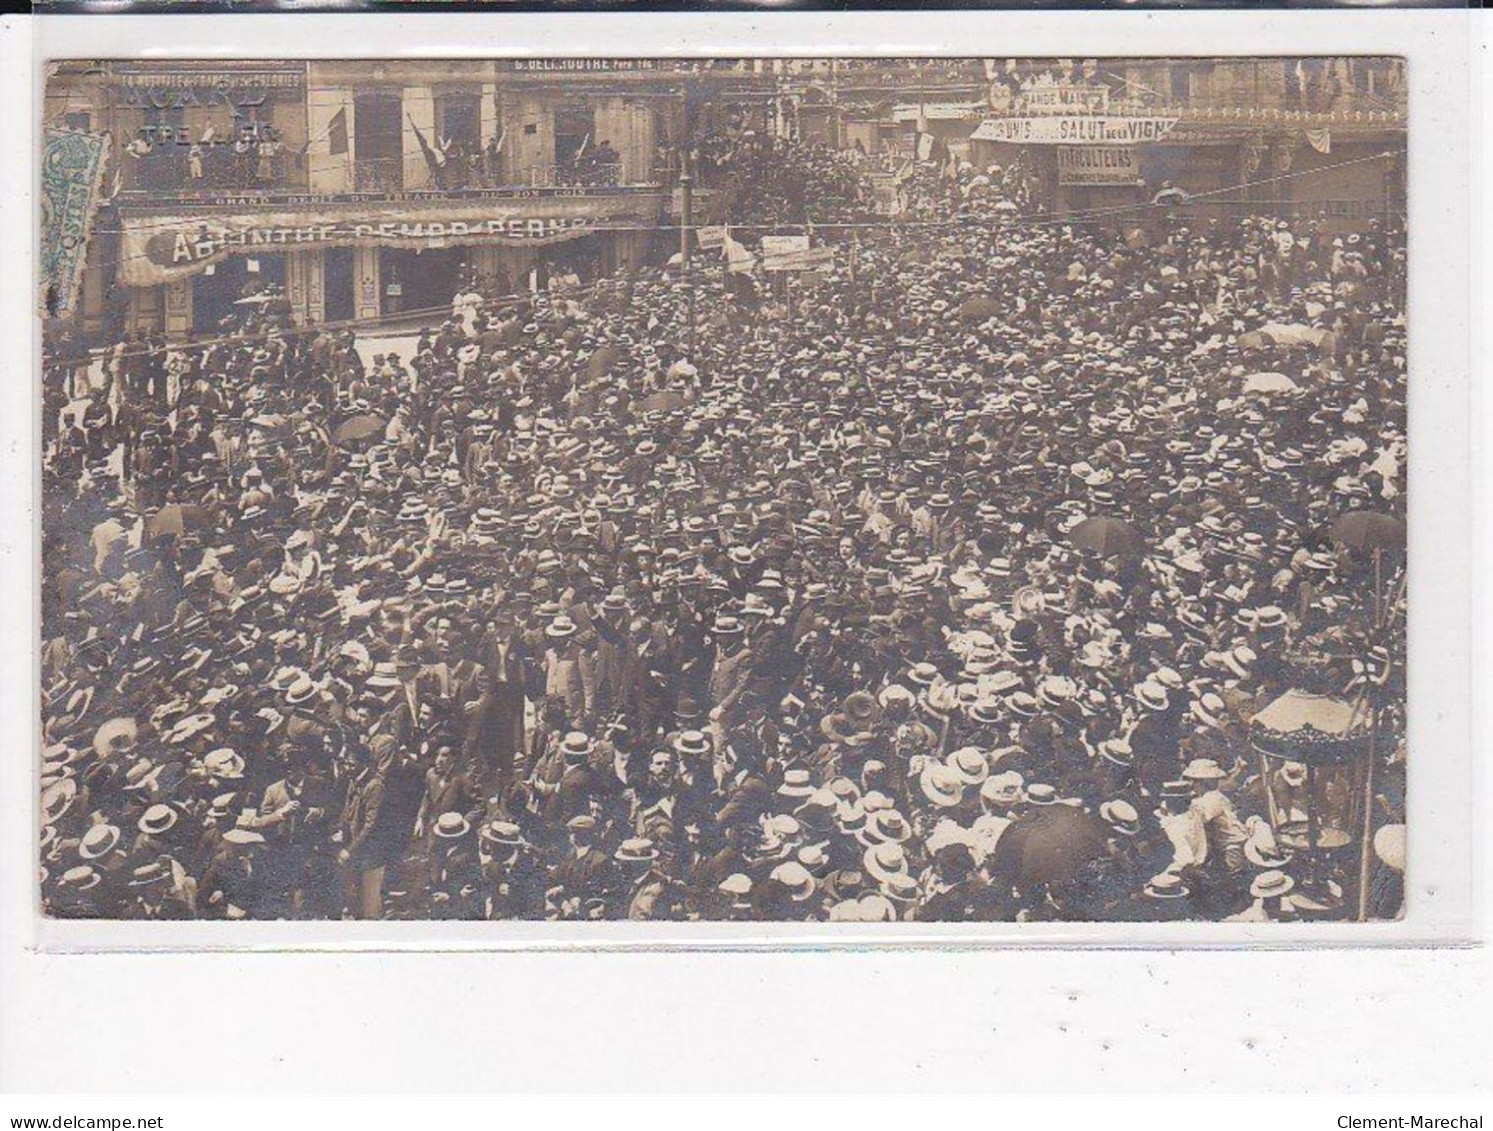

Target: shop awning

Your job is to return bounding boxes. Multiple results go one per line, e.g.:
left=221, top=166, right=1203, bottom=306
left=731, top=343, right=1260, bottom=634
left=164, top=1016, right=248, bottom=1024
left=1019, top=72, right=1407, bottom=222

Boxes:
left=117, top=191, right=666, bottom=288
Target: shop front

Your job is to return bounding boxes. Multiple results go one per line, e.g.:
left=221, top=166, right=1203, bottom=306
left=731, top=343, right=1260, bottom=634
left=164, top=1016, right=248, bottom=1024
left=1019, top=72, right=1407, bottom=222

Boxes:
left=191, top=252, right=287, bottom=334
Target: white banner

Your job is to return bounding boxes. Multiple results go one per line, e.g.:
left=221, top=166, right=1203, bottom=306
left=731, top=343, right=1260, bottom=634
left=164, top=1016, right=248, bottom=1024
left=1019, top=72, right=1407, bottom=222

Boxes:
left=972, top=115, right=1178, bottom=145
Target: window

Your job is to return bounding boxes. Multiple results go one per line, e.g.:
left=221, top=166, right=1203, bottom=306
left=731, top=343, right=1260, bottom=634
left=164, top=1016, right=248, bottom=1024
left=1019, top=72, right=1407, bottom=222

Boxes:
left=435, top=90, right=481, bottom=156
left=554, top=103, right=595, bottom=166
left=353, top=90, right=403, bottom=191
left=1170, top=64, right=1191, bottom=102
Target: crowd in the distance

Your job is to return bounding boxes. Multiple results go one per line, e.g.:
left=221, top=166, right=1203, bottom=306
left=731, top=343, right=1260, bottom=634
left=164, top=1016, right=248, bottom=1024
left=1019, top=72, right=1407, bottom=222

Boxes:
left=39, top=136, right=1407, bottom=923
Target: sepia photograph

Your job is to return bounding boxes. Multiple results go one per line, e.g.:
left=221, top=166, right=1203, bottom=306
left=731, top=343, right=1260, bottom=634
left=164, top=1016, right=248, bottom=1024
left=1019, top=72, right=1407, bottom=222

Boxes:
left=36, top=54, right=1410, bottom=926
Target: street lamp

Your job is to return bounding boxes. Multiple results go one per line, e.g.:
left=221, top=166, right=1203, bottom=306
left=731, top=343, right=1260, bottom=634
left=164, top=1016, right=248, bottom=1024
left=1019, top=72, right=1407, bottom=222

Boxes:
left=1249, top=677, right=1374, bottom=918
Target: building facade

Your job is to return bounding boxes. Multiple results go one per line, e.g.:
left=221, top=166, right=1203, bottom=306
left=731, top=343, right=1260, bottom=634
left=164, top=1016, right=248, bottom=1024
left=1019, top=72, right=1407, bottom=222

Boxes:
left=47, top=59, right=742, bottom=340
left=966, top=58, right=1407, bottom=231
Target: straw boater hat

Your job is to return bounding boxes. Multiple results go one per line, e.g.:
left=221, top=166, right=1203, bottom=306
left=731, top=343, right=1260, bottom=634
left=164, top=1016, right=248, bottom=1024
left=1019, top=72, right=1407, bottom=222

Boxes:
left=919, top=763, right=966, bottom=809
left=78, top=823, right=121, bottom=860
left=434, top=812, right=471, bottom=839
left=947, top=746, right=990, bottom=787
left=561, top=732, right=593, bottom=763
left=769, top=860, right=817, bottom=902
left=1099, top=799, right=1140, bottom=837
left=862, top=841, right=911, bottom=885
left=1249, top=870, right=1295, bottom=901
left=1143, top=870, right=1190, bottom=900
left=615, top=837, right=659, bottom=864
left=480, top=820, right=524, bottom=848
left=1181, top=758, right=1226, bottom=783
left=137, top=803, right=178, bottom=836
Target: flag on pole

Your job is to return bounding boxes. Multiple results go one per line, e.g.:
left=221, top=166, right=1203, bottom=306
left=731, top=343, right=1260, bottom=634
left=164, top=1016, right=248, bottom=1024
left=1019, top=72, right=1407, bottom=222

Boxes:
left=407, top=111, right=446, bottom=186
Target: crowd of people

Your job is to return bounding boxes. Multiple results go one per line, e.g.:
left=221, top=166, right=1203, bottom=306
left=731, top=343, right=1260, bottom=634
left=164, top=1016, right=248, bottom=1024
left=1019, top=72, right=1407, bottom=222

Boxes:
left=40, top=139, right=1407, bottom=923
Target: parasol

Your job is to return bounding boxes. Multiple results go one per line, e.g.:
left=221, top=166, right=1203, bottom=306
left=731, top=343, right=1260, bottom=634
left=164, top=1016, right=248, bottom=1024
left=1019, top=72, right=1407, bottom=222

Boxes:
left=145, top=503, right=214, bottom=540
left=1068, top=515, right=1145, bottom=558
left=332, top=413, right=387, bottom=446
left=1330, top=510, right=1406, bottom=554
left=1250, top=689, right=1370, bottom=763
left=987, top=805, right=1109, bottom=889
left=1241, top=371, right=1299, bottom=395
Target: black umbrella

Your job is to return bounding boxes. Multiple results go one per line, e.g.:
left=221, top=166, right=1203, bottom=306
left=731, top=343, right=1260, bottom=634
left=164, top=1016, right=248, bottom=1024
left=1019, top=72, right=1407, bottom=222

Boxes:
left=332, top=413, right=387, bottom=446
left=145, top=503, right=214, bottom=541
left=988, top=805, right=1109, bottom=889
left=1331, top=510, right=1406, bottom=554
left=956, top=295, right=1002, bottom=323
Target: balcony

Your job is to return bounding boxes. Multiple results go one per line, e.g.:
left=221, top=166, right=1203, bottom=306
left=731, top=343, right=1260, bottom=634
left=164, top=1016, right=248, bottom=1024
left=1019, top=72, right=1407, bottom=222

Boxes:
left=121, top=144, right=302, bottom=198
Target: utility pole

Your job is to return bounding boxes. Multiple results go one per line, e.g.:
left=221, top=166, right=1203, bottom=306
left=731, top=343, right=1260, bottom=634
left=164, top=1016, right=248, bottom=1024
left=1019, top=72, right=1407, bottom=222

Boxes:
left=679, top=82, right=697, bottom=362
left=680, top=158, right=696, bottom=362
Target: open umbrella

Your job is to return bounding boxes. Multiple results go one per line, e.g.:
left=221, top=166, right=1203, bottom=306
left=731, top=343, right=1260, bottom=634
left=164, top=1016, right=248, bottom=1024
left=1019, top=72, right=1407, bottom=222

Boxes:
left=1331, top=510, right=1406, bottom=554
left=956, top=295, right=1002, bottom=323
left=1069, top=515, right=1144, bottom=558
left=145, top=503, right=214, bottom=540
left=987, top=805, right=1109, bottom=889
left=1241, top=371, right=1300, bottom=395
left=332, top=413, right=387, bottom=446
left=639, top=390, right=686, bottom=413
left=1239, top=323, right=1327, bottom=351
left=586, top=344, right=621, bottom=382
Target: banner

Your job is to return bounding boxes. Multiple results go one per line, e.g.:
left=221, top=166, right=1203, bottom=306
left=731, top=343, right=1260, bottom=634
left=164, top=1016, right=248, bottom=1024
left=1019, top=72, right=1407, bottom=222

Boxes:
left=39, top=127, right=110, bottom=319
left=117, top=192, right=665, bottom=287
left=971, top=115, right=1178, bottom=145
left=1057, top=146, right=1142, bottom=186
left=759, top=234, right=809, bottom=266
left=1021, top=84, right=1111, bottom=114
left=695, top=225, right=727, bottom=251
left=868, top=173, right=906, bottom=216
left=762, top=246, right=835, bottom=273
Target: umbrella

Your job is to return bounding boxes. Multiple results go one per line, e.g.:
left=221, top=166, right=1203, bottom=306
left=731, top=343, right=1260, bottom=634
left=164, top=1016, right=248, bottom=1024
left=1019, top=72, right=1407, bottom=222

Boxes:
left=639, top=390, right=685, bottom=413
left=145, top=503, right=214, bottom=540
left=1068, top=515, right=1144, bottom=558
left=956, top=296, right=1002, bottom=323
left=93, top=716, right=138, bottom=760
left=332, top=413, right=387, bottom=446
left=1331, top=510, right=1406, bottom=553
left=1241, top=371, right=1300, bottom=395
left=988, top=805, right=1109, bottom=889
left=1239, top=323, right=1327, bottom=351
left=586, top=344, right=621, bottom=381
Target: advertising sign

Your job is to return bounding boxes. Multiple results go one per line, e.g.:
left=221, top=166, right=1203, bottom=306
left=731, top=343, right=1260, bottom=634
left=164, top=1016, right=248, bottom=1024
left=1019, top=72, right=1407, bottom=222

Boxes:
left=972, top=116, right=1178, bottom=145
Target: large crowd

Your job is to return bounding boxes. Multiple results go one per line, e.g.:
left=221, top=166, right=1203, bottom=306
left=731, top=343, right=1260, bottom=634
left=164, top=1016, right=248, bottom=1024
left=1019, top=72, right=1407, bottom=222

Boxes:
left=40, top=140, right=1407, bottom=923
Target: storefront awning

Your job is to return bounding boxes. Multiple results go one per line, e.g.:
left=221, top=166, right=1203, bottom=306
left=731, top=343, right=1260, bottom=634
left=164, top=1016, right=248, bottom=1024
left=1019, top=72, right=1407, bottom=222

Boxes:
left=118, top=192, right=666, bottom=288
